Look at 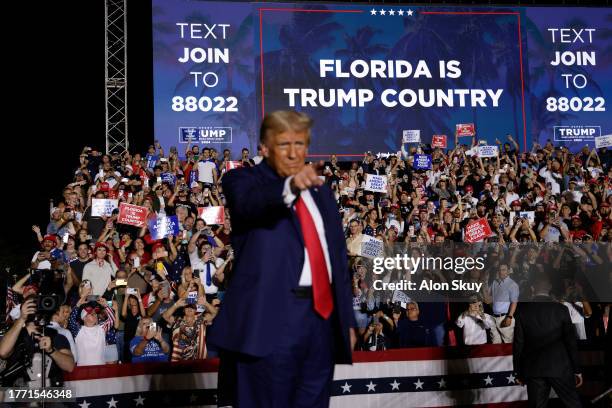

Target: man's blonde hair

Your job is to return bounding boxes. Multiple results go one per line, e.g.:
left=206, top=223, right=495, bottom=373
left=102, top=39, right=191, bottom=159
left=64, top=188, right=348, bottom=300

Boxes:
left=259, top=110, right=313, bottom=145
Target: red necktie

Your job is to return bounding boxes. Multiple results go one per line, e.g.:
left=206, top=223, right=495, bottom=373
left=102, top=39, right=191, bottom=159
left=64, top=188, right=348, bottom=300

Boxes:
left=295, top=196, right=334, bottom=319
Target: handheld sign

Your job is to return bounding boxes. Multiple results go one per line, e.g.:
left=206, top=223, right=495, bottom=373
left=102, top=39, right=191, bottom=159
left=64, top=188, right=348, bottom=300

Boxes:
left=595, top=134, right=612, bottom=149
left=402, top=130, right=421, bottom=144
left=413, top=154, right=432, bottom=170
left=148, top=215, right=180, bottom=240
left=161, top=172, right=177, bottom=186
left=456, top=123, right=476, bottom=137
left=464, top=218, right=493, bottom=243
left=365, top=174, right=388, bottom=193
left=359, top=235, right=384, bottom=259
left=117, top=203, right=148, bottom=227
left=225, top=161, right=243, bottom=172
left=92, top=199, right=119, bottom=217
left=478, top=145, right=499, bottom=158
left=198, top=206, right=226, bottom=225
left=432, top=135, right=447, bottom=148
left=392, top=290, right=411, bottom=305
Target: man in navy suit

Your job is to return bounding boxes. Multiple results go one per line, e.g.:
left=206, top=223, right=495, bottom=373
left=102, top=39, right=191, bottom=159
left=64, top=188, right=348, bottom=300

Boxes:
left=208, top=110, right=356, bottom=407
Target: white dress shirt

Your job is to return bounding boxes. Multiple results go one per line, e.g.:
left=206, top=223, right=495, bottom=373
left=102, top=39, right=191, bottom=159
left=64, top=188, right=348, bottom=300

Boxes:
left=283, top=177, right=332, bottom=285
left=455, top=312, right=495, bottom=345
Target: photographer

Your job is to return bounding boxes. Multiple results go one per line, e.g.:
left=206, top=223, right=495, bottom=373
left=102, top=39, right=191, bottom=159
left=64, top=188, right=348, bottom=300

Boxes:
left=129, top=318, right=170, bottom=363
left=0, top=298, right=74, bottom=387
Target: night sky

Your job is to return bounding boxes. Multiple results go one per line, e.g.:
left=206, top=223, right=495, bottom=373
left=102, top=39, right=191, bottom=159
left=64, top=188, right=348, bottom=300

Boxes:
left=4, top=1, right=153, bottom=280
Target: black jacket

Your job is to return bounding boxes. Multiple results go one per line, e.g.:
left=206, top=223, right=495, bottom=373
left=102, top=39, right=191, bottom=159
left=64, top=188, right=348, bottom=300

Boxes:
left=513, top=296, right=580, bottom=378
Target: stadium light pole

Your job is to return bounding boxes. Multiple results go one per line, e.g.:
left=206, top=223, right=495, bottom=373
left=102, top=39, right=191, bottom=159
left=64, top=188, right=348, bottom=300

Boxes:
left=105, top=0, right=129, bottom=156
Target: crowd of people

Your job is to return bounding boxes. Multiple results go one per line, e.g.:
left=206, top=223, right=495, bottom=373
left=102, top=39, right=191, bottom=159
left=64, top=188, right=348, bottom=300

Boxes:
left=1, top=135, right=610, bottom=384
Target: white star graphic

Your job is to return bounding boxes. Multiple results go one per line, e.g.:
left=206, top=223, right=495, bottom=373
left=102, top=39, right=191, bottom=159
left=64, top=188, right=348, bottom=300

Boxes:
left=397, top=10, right=405, bottom=16
left=79, top=400, right=91, bottom=408
left=506, top=373, right=516, bottom=384
left=106, top=397, right=118, bottom=408
left=366, top=381, right=377, bottom=392
left=341, top=382, right=352, bottom=393
left=438, top=378, right=447, bottom=388
left=379, top=9, right=387, bottom=16
left=414, top=379, right=424, bottom=390
left=484, top=375, right=494, bottom=386
left=407, top=9, right=414, bottom=16
left=134, top=395, right=145, bottom=406
left=390, top=379, right=400, bottom=390
left=370, top=8, right=377, bottom=16
left=189, top=393, right=198, bottom=402
left=388, top=9, right=396, bottom=16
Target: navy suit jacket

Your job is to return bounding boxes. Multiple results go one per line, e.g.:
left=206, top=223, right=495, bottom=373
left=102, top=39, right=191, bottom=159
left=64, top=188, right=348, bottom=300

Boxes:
left=207, top=160, right=355, bottom=364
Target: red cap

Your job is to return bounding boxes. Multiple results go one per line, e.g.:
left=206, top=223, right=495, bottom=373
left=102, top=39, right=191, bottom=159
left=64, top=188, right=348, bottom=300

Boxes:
left=511, top=200, right=521, bottom=206
left=99, top=182, right=111, bottom=192
left=151, top=242, right=165, bottom=253
left=23, top=284, right=39, bottom=295
left=465, top=185, right=474, bottom=192
left=94, top=242, right=108, bottom=250
left=43, top=235, right=57, bottom=244
left=571, top=215, right=581, bottom=220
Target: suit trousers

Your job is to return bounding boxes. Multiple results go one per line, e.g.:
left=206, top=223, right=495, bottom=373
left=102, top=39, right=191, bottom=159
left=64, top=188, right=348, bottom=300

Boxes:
left=235, top=294, right=335, bottom=408
left=526, top=373, right=582, bottom=408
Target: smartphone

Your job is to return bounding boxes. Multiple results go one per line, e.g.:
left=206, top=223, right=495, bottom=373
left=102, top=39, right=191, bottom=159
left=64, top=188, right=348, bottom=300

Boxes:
left=86, top=295, right=98, bottom=302
left=149, top=322, right=157, bottom=331
left=196, top=304, right=206, bottom=313
left=187, top=291, right=198, bottom=304
left=62, top=233, right=70, bottom=244
left=193, top=269, right=201, bottom=279
left=126, top=288, right=137, bottom=295
left=156, top=177, right=162, bottom=183
left=133, top=257, right=140, bottom=268
left=106, top=300, right=113, bottom=307
left=116, top=278, right=127, bottom=287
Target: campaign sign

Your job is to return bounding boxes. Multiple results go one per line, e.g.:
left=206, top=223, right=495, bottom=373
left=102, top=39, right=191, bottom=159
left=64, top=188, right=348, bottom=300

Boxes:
left=161, top=172, right=177, bottom=186
left=392, top=290, right=411, bottom=305
left=402, top=130, right=421, bottom=144
left=149, top=215, right=180, bottom=240
left=359, top=235, right=384, bottom=259
left=91, top=199, right=119, bottom=217
left=117, top=203, right=148, bottom=228
left=595, top=134, right=612, bottom=149
left=464, top=218, right=493, bottom=243
left=365, top=174, right=388, bottom=193
left=432, top=135, right=447, bottom=148
left=478, top=145, right=499, bottom=158
left=225, top=161, right=243, bottom=172
left=198, top=206, right=226, bottom=225
left=456, top=123, right=476, bottom=137
left=413, top=154, right=432, bottom=170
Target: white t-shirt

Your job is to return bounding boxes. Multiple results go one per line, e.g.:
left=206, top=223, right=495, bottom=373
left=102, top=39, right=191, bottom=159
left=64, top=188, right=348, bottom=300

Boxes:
left=31, top=252, right=51, bottom=270
left=456, top=313, right=495, bottom=345
left=197, top=161, right=217, bottom=184
left=82, top=260, right=118, bottom=296
left=75, top=325, right=106, bottom=366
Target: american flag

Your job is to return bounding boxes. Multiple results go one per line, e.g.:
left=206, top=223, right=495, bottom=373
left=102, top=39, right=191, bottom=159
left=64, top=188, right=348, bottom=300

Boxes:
left=62, top=345, right=605, bottom=408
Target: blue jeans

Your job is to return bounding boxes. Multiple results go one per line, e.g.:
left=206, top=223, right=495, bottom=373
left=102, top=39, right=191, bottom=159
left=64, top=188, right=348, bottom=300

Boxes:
left=429, top=323, right=446, bottom=346
left=115, top=330, right=125, bottom=362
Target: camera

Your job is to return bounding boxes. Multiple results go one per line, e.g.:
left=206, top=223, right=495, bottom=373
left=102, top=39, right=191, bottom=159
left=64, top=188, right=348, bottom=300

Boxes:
left=37, top=294, right=61, bottom=314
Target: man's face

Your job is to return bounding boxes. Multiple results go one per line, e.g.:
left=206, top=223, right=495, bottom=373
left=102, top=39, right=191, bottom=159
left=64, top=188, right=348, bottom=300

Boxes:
left=499, top=265, right=508, bottom=279
left=203, top=149, right=210, bottom=159
left=78, top=244, right=90, bottom=259
left=349, top=221, right=361, bottom=235
left=84, top=311, right=98, bottom=327
left=42, top=240, right=54, bottom=251
left=261, top=130, right=308, bottom=178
